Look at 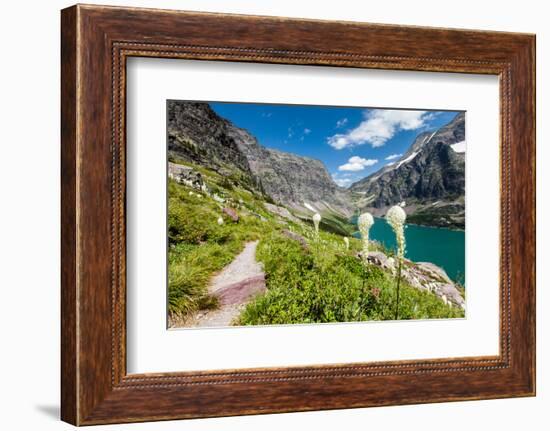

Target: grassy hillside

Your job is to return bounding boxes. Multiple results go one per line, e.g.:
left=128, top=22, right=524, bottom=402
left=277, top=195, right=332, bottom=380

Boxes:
left=168, top=161, right=464, bottom=325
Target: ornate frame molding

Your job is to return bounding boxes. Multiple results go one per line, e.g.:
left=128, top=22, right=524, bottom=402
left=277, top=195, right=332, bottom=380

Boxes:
left=61, top=5, right=535, bottom=425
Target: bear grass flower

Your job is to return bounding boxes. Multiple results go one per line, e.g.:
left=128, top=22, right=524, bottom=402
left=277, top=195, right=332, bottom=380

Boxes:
left=343, top=236, right=350, bottom=250
left=357, top=212, right=374, bottom=259
left=386, top=205, right=407, bottom=320
left=386, top=205, right=406, bottom=259
left=312, top=213, right=322, bottom=237
left=217, top=216, right=224, bottom=226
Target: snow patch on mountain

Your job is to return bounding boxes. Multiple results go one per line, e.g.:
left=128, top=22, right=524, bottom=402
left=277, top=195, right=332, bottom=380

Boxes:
left=303, top=202, right=317, bottom=213
left=451, top=140, right=466, bottom=153
left=395, top=151, right=419, bottom=169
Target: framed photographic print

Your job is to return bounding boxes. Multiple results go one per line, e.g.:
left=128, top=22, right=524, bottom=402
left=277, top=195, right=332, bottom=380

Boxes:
left=61, top=4, right=536, bottom=425
left=164, top=100, right=466, bottom=330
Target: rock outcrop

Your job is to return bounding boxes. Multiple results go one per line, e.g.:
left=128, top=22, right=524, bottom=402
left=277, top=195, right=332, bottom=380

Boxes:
left=363, top=251, right=465, bottom=309
left=168, top=162, right=206, bottom=191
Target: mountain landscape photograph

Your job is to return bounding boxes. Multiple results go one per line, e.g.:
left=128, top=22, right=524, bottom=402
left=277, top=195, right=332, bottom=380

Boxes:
left=166, top=100, right=466, bottom=328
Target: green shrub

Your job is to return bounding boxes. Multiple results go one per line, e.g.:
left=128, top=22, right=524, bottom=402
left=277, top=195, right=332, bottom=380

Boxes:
left=167, top=178, right=272, bottom=319
left=168, top=198, right=214, bottom=244
left=166, top=165, right=464, bottom=325
left=238, top=232, right=463, bottom=325
left=168, top=241, right=244, bottom=316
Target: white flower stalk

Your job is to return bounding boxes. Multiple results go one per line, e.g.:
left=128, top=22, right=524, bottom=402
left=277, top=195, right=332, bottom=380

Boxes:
left=312, top=213, right=322, bottom=236
left=217, top=216, right=224, bottom=226
left=386, top=205, right=406, bottom=260
left=386, top=205, right=407, bottom=320
left=343, top=237, right=350, bottom=250
left=357, top=212, right=374, bottom=257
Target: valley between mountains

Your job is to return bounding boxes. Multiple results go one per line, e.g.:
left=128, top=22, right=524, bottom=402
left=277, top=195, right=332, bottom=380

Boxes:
left=167, top=101, right=466, bottom=327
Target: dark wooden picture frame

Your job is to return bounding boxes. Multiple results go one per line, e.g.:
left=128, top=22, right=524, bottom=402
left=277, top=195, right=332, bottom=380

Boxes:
left=61, top=4, right=536, bottom=426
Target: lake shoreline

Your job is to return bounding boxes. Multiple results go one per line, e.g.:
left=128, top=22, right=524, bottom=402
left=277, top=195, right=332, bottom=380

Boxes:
left=350, top=215, right=465, bottom=233
left=349, top=215, right=465, bottom=284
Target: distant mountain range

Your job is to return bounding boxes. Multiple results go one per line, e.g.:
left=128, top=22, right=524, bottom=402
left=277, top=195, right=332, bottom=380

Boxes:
left=167, top=101, right=465, bottom=228
left=350, top=112, right=465, bottom=228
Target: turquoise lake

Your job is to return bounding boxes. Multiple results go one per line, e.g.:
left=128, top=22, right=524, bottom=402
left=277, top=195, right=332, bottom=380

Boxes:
left=352, top=217, right=465, bottom=284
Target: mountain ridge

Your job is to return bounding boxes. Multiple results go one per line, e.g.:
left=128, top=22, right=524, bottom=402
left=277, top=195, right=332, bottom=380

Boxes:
left=349, top=112, right=466, bottom=228
left=168, top=101, right=353, bottom=217
left=168, top=101, right=466, bottom=228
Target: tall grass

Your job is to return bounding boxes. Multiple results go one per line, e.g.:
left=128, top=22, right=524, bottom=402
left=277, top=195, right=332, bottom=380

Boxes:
left=238, top=232, right=463, bottom=325
left=168, top=161, right=464, bottom=325
left=167, top=175, right=269, bottom=319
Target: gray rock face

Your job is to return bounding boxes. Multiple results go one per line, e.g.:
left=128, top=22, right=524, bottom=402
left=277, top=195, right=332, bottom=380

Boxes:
left=364, top=252, right=465, bottom=309
left=167, top=101, right=352, bottom=217
left=254, top=148, right=352, bottom=216
left=350, top=113, right=466, bottom=228
left=168, top=101, right=251, bottom=178
left=168, top=162, right=205, bottom=190
left=264, top=203, right=300, bottom=223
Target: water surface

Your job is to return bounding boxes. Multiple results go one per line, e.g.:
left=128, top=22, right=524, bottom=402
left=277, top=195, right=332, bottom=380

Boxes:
left=352, top=217, right=465, bottom=284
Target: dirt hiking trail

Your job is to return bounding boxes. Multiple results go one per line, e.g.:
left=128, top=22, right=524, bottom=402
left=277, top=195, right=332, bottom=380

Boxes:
left=183, top=240, right=266, bottom=328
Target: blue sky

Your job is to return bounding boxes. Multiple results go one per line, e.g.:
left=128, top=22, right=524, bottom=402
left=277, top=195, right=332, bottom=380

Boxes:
left=209, top=102, right=461, bottom=188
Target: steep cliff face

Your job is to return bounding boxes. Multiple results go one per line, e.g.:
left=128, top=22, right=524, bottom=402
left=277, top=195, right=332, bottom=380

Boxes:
left=252, top=148, right=352, bottom=216
left=167, top=101, right=352, bottom=217
left=167, top=101, right=252, bottom=178
left=350, top=113, right=466, bottom=228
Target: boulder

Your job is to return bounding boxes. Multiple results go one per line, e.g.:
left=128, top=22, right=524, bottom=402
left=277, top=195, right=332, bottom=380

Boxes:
left=401, top=262, right=465, bottom=309
left=435, top=283, right=465, bottom=309
left=282, top=229, right=308, bottom=249
left=264, top=203, right=300, bottom=223
left=363, top=251, right=395, bottom=271
left=416, top=261, right=452, bottom=284
left=222, top=207, right=239, bottom=222
left=357, top=251, right=465, bottom=310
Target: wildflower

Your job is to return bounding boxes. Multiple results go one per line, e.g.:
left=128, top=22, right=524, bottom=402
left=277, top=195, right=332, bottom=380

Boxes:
left=343, top=237, right=350, bottom=250
left=217, top=216, right=224, bottom=225
left=213, top=194, right=225, bottom=204
left=386, top=205, right=407, bottom=320
left=386, top=205, right=406, bottom=259
left=357, top=212, right=374, bottom=257
left=312, top=213, right=322, bottom=236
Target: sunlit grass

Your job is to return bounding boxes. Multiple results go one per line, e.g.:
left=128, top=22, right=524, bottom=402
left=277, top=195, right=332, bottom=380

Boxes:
left=167, top=161, right=464, bottom=324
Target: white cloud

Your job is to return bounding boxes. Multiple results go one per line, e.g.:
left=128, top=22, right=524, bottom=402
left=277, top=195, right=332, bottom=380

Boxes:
left=334, top=178, right=352, bottom=187
left=338, top=156, right=378, bottom=172
left=304, top=128, right=311, bottom=135
left=336, top=118, right=348, bottom=128
left=328, top=109, right=432, bottom=149
left=331, top=173, right=354, bottom=187
left=385, top=153, right=402, bottom=160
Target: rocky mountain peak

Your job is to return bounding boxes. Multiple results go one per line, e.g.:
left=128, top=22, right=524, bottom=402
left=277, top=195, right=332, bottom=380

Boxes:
left=167, top=101, right=353, bottom=217
left=350, top=112, right=466, bottom=228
